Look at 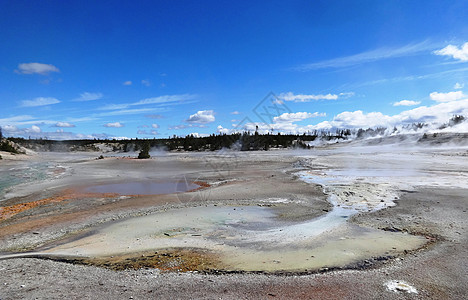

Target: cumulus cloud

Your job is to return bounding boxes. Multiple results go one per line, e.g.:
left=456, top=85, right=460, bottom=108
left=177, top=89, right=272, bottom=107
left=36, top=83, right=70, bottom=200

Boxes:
left=103, top=122, right=124, bottom=128
left=20, top=97, right=60, bottom=107
left=15, top=62, right=60, bottom=75
left=1, top=124, right=126, bottom=140
left=74, top=92, right=103, bottom=102
left=186, top=110, right=215, bottom=124
left=429, top=91, right=466, bottom=102
left=138, top=129, right=159, bottom=135
left=393, top=100, right=421, bottom=106
left=434, top=42, right=468, bottom=62
left=454, top=82, right=464, bottom=89
left=151, top=123, right=159, bottom=129
left=310, top=99, right=468, bottom=131
left=54, top=122, right=75, bottom=128
left=123, top=81, right=132, bottom=86
left=217, top=90, right=468, bottom=135
left=189, top=132, right=208, bottom=138
left=2, top=125, right=41, bottom=135
left=273, top=112, right=325, bottom=123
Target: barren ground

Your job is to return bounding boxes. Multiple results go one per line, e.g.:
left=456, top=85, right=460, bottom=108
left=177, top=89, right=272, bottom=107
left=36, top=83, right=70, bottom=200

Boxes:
left=0, top=143, right=467, bottom=299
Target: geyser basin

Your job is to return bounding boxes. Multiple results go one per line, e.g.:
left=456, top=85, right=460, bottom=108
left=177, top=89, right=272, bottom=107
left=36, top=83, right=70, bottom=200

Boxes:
left=84, top=180, right=200, bottom=195
left=42, top=205, right=426, bottom=273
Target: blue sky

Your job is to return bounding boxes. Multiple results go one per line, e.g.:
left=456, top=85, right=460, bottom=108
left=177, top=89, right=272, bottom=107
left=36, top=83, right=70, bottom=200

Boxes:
left=1, top=0, right=468, bottom=139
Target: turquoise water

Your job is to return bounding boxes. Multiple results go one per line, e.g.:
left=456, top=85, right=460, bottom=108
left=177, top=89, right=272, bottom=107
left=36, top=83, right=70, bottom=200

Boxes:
left=0, top=162, right=51, bottom=198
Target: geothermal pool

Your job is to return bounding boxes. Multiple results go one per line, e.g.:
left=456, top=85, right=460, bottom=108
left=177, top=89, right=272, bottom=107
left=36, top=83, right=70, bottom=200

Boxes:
left=0, top=155, right=432, bottom=273
left=40, top=202, right=425, bottom=272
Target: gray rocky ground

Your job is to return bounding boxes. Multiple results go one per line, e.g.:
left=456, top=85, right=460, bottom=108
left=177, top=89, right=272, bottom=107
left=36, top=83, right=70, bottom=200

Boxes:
left=0, top=141, right=467, bottom=299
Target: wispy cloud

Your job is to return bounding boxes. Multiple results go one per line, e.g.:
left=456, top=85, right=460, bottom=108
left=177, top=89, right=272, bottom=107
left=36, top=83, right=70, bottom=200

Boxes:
left=341, top=66, right=468, bottom=89
left=145, top=114, right=164, bottom=119
left=0, top=115, right=58, bottom=127
left=141, top=79, right=151, bottom=86
left=15, top=62, right=60, bottom=75
left=279, top=92, right=353, bottom=102
left=169, top=124, right=208, bottom=130
left=123, top=80, right=132, bottom=86
left=99, top=94, right=196, bottom=111
left=74, top=92, right=103, bottom=102
left=0, top=115, right=35, bottom=124
left=20, top=97, right=60, bottom=107
left=96, top=108, right=158, bottom=117
left=295, top=41, right=436, bottom=71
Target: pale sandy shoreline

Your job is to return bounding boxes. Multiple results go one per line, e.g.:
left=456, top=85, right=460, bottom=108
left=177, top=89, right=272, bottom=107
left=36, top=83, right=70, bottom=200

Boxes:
left=0, top=143, right=467, bottom=299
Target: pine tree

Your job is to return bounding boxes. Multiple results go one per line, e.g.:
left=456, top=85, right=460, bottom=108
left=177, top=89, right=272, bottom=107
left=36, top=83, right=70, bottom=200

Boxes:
left=138, top=141, right=151, bottom=159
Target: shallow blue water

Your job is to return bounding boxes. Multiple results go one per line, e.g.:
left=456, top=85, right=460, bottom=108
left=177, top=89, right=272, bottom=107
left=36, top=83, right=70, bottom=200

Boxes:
left=0, top=162, right=51, bottom=197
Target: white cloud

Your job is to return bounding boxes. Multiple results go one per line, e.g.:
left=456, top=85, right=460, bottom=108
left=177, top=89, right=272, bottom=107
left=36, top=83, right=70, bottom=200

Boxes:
left=151, top=123, right=159, bottom=129
left=145, top=114, right=164, bottom=119
left=74, top=92, right=103, bottom=102
left=310, top=99, right=468, bottom=131
left=141, top=79, right=151, bottom=86
left=0, top=115, right=35, bottom=124
left=103, top=122, right=124, bottom=128
left=189, top=132, right=209, bottom=138
left=136, top=130, right=155, bottom=135
left=454, top=82, right=464, bottom=89
left=169, top=124, right=207, bottom=130
left=1, top=124, right=124, bottom=140
left=429, top=91, right=466, bottom=102
left=273, top=112, right=325, bottom=123
left=231, top=111, right=240, bottom=115
left=20, top=97, right=60, bottom=107
left=123, top=81, right=132, bottom=86
left=54, top=122, right=75, bottom=128
left=297, top=41, right=435, bottom=70
left=393, top=100, right=421, bottom=106
left=1, top=125, right=41, bottom=136
left=434, top=42, right=468, bottom=62
left=134, top=94, right=195, bottom=106
left=330, top=111, right=394, bottom=128
left=186, top=110, right=215, bottom=124
left=99, top=94, right=196, bottom=111
left=217, top=125, right=230, bottom=134
left=217, top=100, right=468, bottom=135
left=31, top=125, right=41, bottom=133
left=279, top=92, right=339, bottom=102
left=96, top=108, right=158, bottom=117
left=15, top=62, right=60, bottom=75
